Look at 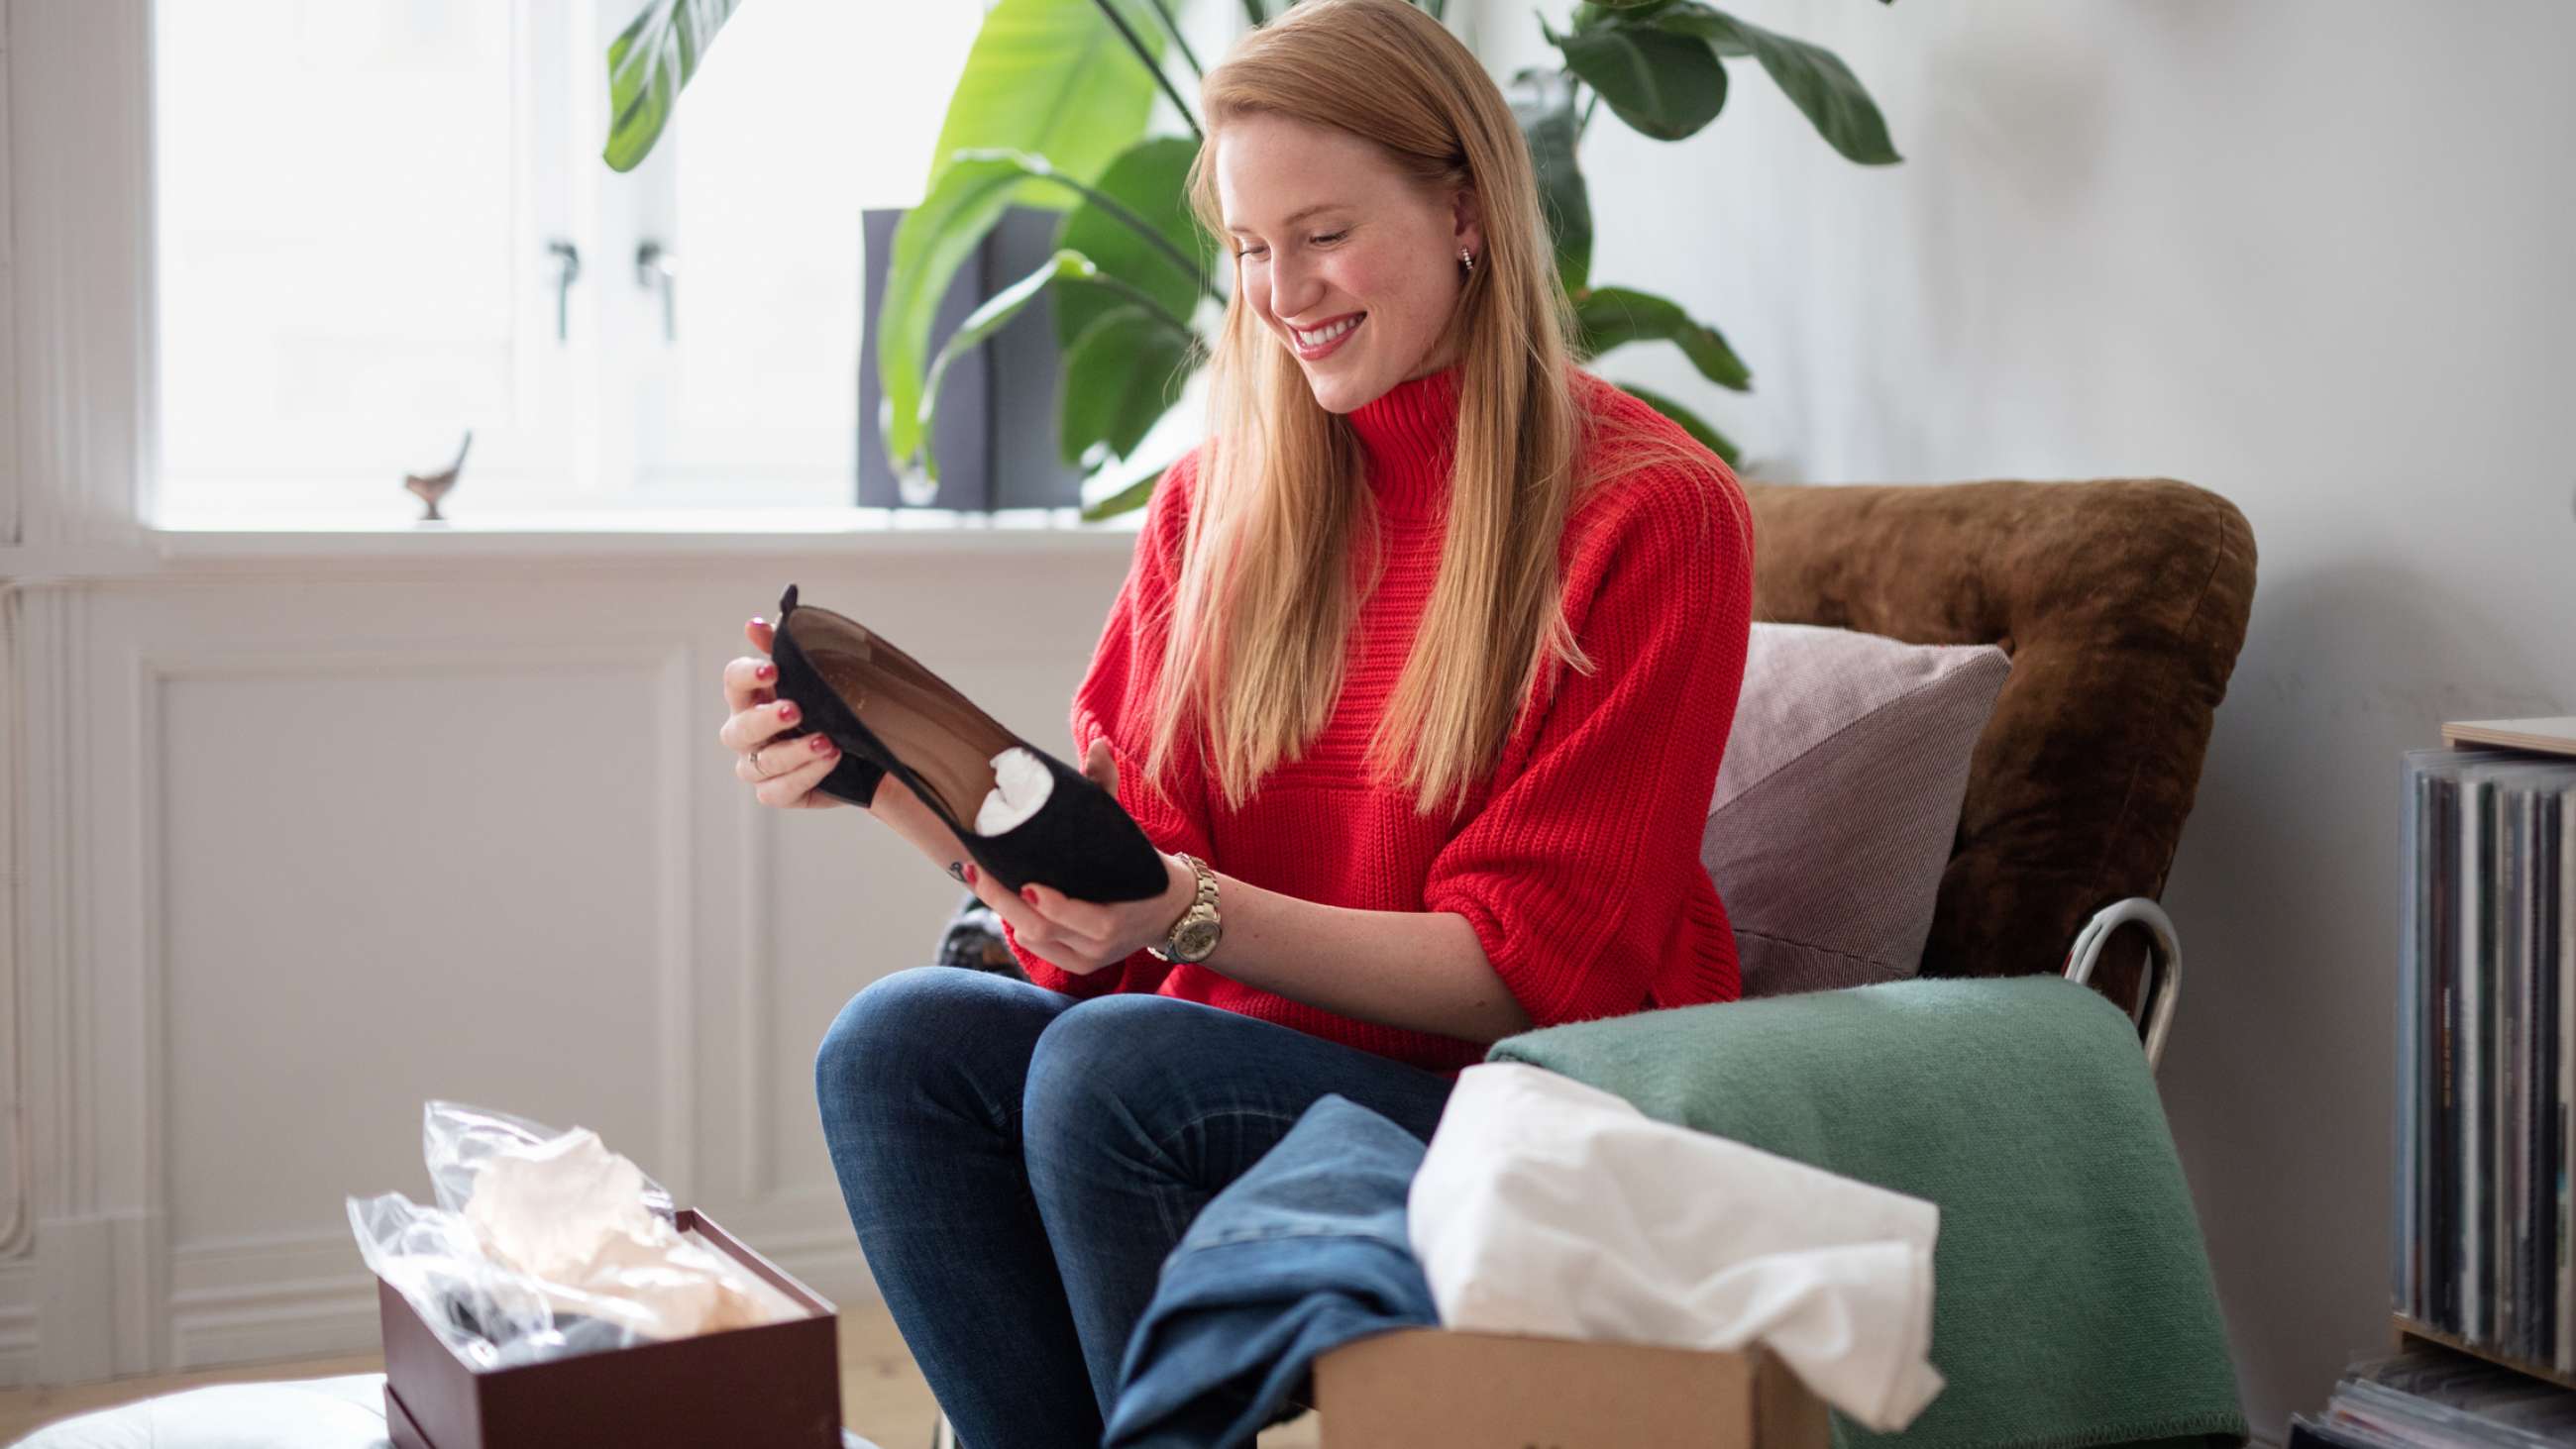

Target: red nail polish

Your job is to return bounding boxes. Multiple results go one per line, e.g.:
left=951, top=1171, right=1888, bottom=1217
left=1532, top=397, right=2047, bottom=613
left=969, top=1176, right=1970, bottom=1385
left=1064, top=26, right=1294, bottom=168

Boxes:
left=963, top=864, right=978, bottom=884
left=756, top=663, right=775, bottom=679
left=778, top=701, right=799, bottom=722
left=1021, top=886, right=1040, bottom=907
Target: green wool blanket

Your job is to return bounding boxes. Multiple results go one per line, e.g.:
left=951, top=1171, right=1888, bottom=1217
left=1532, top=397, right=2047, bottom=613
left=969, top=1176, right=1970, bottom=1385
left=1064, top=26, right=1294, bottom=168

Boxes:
left=1486, top=975, right=2246, bottom=1449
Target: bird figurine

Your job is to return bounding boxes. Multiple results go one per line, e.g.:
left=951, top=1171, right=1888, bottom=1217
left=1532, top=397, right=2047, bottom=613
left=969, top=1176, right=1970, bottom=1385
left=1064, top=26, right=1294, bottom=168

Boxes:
left=404, top=430, right=473, bottom=522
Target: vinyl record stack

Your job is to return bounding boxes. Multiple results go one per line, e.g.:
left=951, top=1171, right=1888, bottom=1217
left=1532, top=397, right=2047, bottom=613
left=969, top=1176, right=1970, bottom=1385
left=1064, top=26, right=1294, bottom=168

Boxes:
left=2289, top=1347, right=2576, bottom=1447
left=2390, top=719, right=2576, bottom=1391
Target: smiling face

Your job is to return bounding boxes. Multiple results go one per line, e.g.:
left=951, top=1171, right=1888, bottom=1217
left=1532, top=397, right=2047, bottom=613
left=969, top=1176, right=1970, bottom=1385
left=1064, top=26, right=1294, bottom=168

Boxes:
left=1212, top=112, right=1480, bottom=414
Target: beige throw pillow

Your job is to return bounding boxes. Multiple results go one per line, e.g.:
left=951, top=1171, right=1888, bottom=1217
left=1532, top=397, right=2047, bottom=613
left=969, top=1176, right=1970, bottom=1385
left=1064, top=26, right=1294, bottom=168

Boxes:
left=1705, top=624, right=2011, bottom=998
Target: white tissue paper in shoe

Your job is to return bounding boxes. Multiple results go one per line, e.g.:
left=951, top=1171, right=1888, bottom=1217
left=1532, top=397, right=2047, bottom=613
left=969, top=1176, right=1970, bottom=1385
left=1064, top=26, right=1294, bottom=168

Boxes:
left=1408, top=1063, right=1945, bottom=1432
left=974, top=746, right=1053, bottom=835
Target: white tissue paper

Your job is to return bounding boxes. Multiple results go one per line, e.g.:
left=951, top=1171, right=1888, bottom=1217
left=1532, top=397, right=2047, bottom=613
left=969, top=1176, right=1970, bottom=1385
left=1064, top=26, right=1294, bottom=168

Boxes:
left=1408, top=1063, right=1945, bottom=1432
left=975, top=746, right=1054, bottom=835
left=462, top=1127, right=793, bottom=1342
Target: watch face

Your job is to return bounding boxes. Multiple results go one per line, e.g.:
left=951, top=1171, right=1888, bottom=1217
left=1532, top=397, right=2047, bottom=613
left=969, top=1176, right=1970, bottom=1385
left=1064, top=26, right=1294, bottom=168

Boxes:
left=1175, top=918, right=1221, bottom=960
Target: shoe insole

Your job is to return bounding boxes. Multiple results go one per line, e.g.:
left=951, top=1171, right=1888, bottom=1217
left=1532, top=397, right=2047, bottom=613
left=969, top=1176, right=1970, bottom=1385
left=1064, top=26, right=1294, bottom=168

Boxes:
left=794, top=608, right=1017, bottom=833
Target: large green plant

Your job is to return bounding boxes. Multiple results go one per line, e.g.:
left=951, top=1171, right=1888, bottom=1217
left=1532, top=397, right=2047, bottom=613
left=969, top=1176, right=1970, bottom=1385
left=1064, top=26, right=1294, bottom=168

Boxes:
left=605, top=0, right=1898, bottom=518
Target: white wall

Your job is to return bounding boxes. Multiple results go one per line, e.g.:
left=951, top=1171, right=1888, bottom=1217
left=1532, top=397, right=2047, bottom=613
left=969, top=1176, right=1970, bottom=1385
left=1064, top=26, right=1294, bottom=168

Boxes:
left=1469, top=0, right=2576, bottom=1434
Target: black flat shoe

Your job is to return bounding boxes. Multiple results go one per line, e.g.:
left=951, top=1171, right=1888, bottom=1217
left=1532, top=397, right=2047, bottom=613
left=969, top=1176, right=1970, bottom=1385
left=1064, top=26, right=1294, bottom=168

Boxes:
left=766, top=584, right=1170, bottom=904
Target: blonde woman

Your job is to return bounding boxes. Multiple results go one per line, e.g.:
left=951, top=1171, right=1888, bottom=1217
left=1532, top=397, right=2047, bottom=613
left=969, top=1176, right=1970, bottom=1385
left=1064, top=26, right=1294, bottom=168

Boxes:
left=720, top=0, right=1753, bottom=1439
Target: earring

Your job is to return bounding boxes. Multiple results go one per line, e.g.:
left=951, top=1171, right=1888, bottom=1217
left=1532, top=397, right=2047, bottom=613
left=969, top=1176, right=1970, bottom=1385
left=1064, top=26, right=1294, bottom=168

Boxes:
left=1458, top=248, right=1475, bottom=276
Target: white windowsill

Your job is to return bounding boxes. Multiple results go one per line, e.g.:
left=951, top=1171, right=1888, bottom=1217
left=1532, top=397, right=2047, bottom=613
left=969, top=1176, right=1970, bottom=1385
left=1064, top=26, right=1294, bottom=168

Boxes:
left=2, top=506, right=1145, bottom=585
left=156, top=503, right=1142, bottom=550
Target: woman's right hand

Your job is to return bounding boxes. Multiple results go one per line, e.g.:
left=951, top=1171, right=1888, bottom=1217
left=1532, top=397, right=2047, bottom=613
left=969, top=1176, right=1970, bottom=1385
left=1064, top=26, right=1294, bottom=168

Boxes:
left=720, top=616, right=847, bottom=810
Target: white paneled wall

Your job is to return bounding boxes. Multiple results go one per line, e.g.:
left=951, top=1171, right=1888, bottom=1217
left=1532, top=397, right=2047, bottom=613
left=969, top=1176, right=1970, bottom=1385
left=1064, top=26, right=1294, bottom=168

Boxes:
left=13, top=545, right=1136, bottom=1381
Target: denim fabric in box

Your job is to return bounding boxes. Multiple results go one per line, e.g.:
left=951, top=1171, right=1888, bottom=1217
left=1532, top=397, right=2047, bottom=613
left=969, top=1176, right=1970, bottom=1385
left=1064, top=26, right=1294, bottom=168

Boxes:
left=1104, top=1094, right=1437, bottom=1449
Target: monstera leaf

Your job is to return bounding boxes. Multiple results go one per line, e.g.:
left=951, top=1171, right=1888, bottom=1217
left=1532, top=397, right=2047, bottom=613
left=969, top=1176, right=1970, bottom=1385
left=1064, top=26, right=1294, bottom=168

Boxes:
left=875, top=148, right=1206, bottom=479
left=602, top=0, right=745, bottom=171
left=925, top=0, right=1165, bottom=206
left=1079, top=445, right=1177, bottom=521
left=1619, top=381, right=1741, bottom=466
left=875, top=155, right=1036, bottom=478
left=1052, top=137, right=1209, bottom=353
left=1575, top=287, right=1751, bottom=391
left=1060, top=305, right=1199, bottom=466
left=873, top=0, right=1185, bottom=478
left=1544, top=14, right=1727, bottom=141
left=1571, top=1, right=1900, bottom=162
left=918, top=251, right=1103, bottom=483
left=916, top=250, right=1198, bottom=483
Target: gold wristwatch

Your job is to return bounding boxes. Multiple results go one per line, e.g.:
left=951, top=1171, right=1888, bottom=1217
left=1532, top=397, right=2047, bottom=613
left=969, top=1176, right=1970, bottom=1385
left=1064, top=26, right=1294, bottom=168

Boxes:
left=1146, top=853, right=1222, bottom=964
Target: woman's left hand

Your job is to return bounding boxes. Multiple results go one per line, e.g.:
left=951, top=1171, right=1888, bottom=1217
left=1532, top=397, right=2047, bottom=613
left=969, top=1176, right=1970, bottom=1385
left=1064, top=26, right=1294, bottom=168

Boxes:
left=960, top=738, right=1193, bottom=975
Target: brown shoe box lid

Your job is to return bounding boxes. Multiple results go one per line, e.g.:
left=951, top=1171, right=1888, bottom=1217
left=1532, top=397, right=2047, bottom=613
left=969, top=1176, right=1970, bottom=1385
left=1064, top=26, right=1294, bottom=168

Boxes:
left=377, top=1208, right=842, bottom=1449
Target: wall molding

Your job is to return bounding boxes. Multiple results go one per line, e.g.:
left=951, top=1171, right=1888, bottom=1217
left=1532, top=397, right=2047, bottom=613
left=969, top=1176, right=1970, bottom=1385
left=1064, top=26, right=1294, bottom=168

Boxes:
left=0, top=1261, right=42, bottom=1390
left=19, top=588, right=99, bottom=1381
left=10, top=0, right=157, bottom=1380
left=165, top=1238, right=381, bottom=1372
left=737, top=787, right=777, bottom=1200
left=133, top=640, right=702, bottom=1266
left=0, top=595, right=20, bottom=1265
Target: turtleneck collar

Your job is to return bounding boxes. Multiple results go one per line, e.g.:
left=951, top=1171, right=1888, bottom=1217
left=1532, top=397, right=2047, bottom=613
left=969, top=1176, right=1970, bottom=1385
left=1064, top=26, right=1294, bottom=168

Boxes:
left=1344, top=363, right=1462, bottom=521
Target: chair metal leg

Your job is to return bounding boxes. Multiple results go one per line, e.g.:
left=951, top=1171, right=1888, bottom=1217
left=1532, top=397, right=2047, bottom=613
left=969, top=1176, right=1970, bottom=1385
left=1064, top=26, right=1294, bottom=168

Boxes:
left=2062, top=897, right=2183, bottom=1074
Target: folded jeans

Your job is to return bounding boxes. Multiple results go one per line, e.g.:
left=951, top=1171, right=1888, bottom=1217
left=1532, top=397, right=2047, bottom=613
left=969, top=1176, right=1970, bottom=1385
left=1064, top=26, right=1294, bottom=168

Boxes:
left=1103, top=1094, right=1438, bottom=1449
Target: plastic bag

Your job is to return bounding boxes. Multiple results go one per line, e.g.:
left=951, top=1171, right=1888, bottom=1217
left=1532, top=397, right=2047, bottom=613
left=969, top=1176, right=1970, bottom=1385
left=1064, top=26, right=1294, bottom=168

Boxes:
left=419, top=1099, right=675, bottom=1218
left=348, top=1101, right=761, bottom=1371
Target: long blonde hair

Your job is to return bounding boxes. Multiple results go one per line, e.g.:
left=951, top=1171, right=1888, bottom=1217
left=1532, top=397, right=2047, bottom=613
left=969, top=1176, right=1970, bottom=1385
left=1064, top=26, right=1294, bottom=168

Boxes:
left=1137, top=0, right=1632, bottom=820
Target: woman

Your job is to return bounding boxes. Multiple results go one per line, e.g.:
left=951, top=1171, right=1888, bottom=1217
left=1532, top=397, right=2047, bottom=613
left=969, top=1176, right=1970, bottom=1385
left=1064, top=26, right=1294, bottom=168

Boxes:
left=719, top=0, right=1752, bottom=1440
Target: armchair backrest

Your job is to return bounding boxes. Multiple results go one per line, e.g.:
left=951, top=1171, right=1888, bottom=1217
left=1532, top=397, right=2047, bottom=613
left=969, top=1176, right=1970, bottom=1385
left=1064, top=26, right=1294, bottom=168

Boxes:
left=1741, top=479, right=2258, bottom=1013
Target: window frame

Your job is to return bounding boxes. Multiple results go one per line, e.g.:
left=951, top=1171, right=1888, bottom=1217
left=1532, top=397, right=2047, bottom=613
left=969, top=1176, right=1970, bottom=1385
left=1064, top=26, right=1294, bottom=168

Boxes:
left=151, top=2, right=590, bottom=513
left=5, top=0, right=1134, bottom=584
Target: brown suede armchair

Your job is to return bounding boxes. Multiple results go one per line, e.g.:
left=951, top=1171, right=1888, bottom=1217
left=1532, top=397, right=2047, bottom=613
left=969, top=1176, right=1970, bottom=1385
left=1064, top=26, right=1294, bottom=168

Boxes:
left=1743, top=476, right=2258, bottom=1054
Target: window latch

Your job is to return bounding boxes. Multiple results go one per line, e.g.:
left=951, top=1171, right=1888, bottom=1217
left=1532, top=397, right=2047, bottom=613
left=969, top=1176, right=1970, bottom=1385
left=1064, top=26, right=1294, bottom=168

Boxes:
left=545, top=239, right=583, bottom=343
left=636, top=241, right=679, bottom=342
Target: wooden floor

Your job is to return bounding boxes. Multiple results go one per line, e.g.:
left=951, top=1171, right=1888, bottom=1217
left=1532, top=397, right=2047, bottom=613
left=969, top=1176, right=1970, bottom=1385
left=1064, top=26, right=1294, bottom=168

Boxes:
left=0, top=1297, right=1322, bottom=1447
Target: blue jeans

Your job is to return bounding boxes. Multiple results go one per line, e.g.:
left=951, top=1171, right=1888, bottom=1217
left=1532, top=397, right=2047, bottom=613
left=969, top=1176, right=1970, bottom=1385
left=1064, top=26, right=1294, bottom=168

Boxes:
left=813, top=967, right=1456, bottom=1449
left=1104, top=1094, right=1440, bottom=1449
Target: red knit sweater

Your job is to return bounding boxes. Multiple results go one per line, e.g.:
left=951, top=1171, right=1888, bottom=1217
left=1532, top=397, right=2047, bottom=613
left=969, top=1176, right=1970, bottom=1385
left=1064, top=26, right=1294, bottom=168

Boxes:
left=1003, top=364, right=1754, bottom=1075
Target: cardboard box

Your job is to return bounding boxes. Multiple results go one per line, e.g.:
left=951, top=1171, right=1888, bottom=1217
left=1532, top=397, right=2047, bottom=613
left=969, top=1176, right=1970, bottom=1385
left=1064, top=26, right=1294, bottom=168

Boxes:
left=1314, top=1328, right=1829, bottom=1449
left=376, top=1208, right=842, bottom=1449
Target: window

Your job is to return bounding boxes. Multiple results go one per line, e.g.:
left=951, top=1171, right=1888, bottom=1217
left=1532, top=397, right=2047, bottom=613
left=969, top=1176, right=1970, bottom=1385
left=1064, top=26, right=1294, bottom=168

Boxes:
left=152, top=0, right=982, bottom=522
